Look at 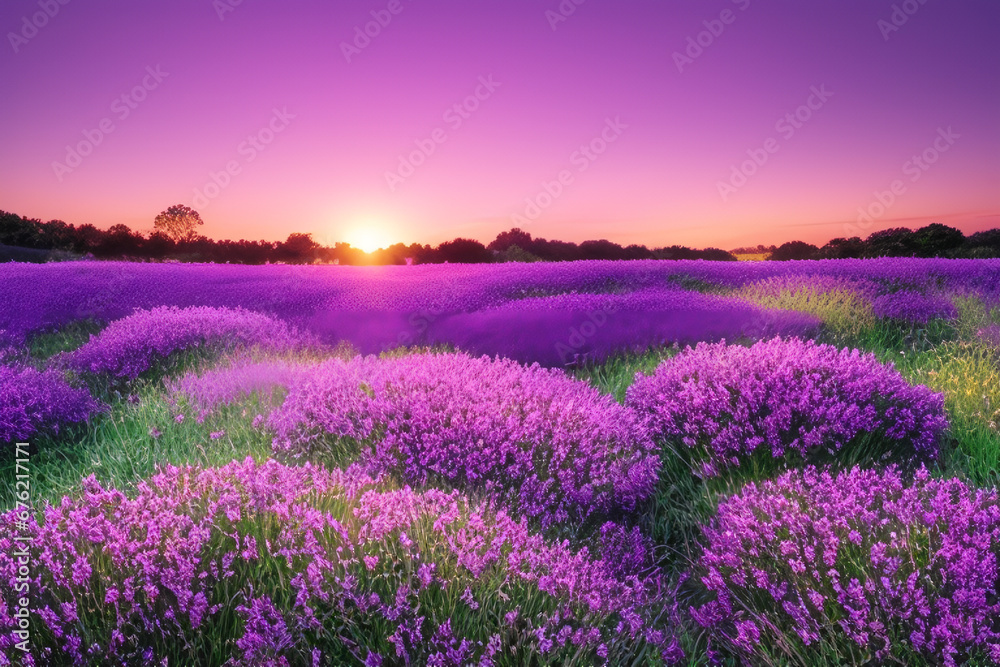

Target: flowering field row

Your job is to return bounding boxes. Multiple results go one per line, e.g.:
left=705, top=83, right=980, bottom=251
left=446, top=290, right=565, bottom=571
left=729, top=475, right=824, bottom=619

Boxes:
left=0, top=258, right=997, bottom=666
left=2, top=258, right=996, bottom=357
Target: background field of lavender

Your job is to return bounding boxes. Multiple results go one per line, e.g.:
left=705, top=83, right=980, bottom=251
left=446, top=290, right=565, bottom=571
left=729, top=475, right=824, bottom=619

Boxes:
left=2, top=258, right=999, bottom=666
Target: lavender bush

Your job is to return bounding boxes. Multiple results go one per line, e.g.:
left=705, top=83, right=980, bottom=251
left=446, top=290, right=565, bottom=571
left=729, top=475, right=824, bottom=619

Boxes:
left=0, top=458, right=668, bottom=666
left=64, top=306, right=316, bottom=381
left=627, top=337, right=948, bottom=477
left=872, top=290, right=958, bottom=324
left=692, top=466, right=1000, bottom=666
left=0, top=364, right=99, bottom=444
left=271, top=352, right=660, bottom=528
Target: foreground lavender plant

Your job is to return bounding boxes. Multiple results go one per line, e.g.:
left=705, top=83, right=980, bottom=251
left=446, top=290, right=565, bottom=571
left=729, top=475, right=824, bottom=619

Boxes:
left=64, top=306, right=316, bottom=380
left=692, top=466, right=1000, bottom=666
left=627, top=337, right=948, bottom=477
left=0, top=458, right=668, bottom=666
left=271, top=352, right=661, bottom=528
left=0, top=364, right=99, bottom=444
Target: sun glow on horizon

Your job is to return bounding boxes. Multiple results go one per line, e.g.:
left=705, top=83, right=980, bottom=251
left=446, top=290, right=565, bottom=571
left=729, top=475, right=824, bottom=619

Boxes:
left=344, top=225, right=391, bottom=253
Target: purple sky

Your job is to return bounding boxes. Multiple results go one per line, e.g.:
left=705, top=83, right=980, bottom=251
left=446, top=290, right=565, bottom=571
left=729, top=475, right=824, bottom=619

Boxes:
left=1, top=0, right=998, bottom=250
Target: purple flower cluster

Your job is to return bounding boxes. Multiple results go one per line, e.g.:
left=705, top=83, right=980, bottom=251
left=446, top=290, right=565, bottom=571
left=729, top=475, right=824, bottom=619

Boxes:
left=0, top=458, right=666, bottom=665
left=64, top=306, right=315, bottom=380
left=692, top=466, right=1000, bottom=666
left=872, top=290, right=958, bottom=324
left=626, top=338, right=948, bottom=475
left=166, top=358, right=310, bottom=412
left=271, top=352, right=660, bottom=527
left=0, top=364, right=99, bottom=444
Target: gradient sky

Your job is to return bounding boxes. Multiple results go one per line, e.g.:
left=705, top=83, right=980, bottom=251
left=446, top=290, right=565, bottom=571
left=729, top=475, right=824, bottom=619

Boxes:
left=1, top=0, right=998, bottom=250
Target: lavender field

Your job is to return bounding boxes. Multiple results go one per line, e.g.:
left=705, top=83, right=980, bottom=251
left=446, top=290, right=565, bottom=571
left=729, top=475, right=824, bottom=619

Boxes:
left=2, top=258, right=1000, bottom=666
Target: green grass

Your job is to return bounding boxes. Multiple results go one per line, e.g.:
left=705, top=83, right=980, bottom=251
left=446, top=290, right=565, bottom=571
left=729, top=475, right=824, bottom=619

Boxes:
left=881, top=340, right=1000, bottom=487
left=0, top=380, right=276, bottom=510
left=737, top=285, right=875, bottom=337
left=26, top=319, right=106, bottom=361
left=573, top=347, right=677, bottom=402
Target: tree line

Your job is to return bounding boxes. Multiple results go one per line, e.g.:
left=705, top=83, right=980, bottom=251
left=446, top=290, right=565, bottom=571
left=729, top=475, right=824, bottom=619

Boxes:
left=1, top=208, right=998, bottom=265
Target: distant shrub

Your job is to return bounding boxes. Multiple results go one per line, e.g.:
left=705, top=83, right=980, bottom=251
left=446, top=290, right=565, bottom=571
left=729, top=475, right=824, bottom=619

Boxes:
left=691, top=466, right=1000, bottom=666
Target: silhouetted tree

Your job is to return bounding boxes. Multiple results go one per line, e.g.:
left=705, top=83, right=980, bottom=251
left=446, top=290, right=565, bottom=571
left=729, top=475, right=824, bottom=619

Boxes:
left=489, top=228, right=534, bottom=253
left=770, top=241, right=819, bottom=261
left=700, top=248, right=738, bottom=261
left=578, top=239, right=626, bottom=260
left=96, top=224, right=144, bottom=258
left=277, top=233, right=319, bottom=264
left=864, top=228, right=917, bottom=257
left=153, top=204, right=204, bottom=242
left=912, top=223, right=964, bottom=258
left=622, top=244, right=654, bottom=260
left=819, top=237, right=865, bottom=259
left=960, top=229, right=1000, bottom=258
left=144, top=231, right=176, bottom=260
left=436, top=238, right=492, bottom=263
left=499, top=244, right=543, bottom=263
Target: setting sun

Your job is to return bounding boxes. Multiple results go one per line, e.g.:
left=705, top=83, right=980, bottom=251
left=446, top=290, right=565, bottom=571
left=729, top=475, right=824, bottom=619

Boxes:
left=344, top=227, right=389, bottom=253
